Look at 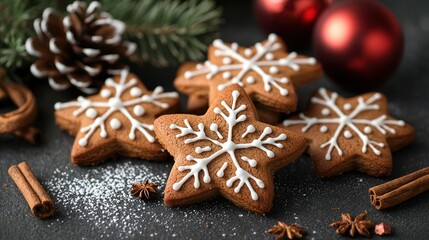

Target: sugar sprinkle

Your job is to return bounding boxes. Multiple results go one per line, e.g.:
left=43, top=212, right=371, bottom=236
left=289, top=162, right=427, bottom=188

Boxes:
left=45, top=161, right=169, bottom=238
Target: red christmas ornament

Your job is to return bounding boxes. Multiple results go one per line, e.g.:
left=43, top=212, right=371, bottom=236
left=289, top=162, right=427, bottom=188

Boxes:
left=254, top=0, right=331, bottom=50
left=313, top=0, right=404, bottom=90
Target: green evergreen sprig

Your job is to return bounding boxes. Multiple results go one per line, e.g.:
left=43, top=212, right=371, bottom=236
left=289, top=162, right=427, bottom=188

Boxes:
left=0, top=0, right=35, bottom=73
left=0, top=0, right=222, bottom=82
left=102, top=0, right=222, bottom=67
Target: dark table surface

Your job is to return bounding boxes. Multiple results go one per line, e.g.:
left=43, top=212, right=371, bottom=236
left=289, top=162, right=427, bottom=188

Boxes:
left=1, top=0, right=429, bottom=239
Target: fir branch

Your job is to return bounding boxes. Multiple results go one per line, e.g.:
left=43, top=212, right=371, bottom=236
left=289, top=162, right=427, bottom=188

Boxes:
left=0, top=0, right=34, bottom=71
left=101, top=0, right=222, bottom=67
left=0, top=0, right=55, bottom=82
left=0, top=0, right=222, bottom=84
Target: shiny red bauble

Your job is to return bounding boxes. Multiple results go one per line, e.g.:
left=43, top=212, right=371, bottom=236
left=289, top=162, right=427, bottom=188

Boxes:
left=313, top=0, right=404, bottom=90
left=254, top=0, right=331, bottom=50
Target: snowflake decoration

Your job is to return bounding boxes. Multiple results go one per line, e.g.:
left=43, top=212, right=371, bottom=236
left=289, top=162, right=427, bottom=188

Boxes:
left=184, top=34, right=316, bottom=96
left=54, top=69, right=179, bottom=165
left=154, top=85, right=306, bottom=213
left=174, top=34, right=321, bottom=113
left=55, top=70, right=178, bottom=147
left=170, top=90, right=286, bottom=200
left=282, top=88, right=408, bottom=161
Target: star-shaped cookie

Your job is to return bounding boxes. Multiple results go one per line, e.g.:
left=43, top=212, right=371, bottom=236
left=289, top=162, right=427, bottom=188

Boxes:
left=55, top=69, right=180, bottom=165
left=154, top=85, right=306, bottom=213
left=174, top=33, right=322, bottom=113
left=280, top=88, right=415, bottom=177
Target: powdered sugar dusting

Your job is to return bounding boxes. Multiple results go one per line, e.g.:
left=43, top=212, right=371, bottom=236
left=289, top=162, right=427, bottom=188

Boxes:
left=43, top=161, right=265, bottom=238
left=45, top=161, right=169, bottom=238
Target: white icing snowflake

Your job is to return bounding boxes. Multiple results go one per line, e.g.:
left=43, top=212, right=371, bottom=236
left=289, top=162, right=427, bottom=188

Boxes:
left=283, top=88, right=405, bottom=160
left=183, top=34, right=316, bottom=96
left=170, top=90, right=287, bottom=200
left=55, top=70, right=178, bottom=147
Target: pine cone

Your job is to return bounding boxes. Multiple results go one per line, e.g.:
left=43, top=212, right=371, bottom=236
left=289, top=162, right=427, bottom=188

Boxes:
left=26, top=1, right=136, bottom=93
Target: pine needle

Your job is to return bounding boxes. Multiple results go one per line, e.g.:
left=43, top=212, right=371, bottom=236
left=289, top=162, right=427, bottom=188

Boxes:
left=0, top=0, right=222, bottom=83
left=101, top=0, right=222, bottom=67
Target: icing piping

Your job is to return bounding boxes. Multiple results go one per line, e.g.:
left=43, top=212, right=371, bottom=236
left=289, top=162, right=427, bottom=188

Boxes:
left=183, top=34, right=316, bottom=96
left=170, top=90, right=287, bottom=201
left=217, top=162, right=228, bottom=177
left=55, top=69, right=178, bottom=147
left=282, top=88, right=405, bottom=160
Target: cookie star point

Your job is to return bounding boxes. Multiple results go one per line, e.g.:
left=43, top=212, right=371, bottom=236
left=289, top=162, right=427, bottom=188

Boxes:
left=55, top=69, right=180, bottom=165
left=280, top=88, right=415, bottom=177
left=154, top=84, right=306, bottom=213
left=174, top=34, right=322, bottom=114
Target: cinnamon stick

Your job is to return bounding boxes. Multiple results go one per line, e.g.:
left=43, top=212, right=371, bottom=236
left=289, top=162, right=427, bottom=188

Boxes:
left=8, top=162, right=55, bottom=218
left=0, top=80, right=40, bottom=144
left=369, top=167, right=429, bottom=210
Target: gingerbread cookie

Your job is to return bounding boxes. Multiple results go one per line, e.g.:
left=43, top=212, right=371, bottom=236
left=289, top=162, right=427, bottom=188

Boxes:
left=254, top=103, right=282, bottom=125
left=185, top=91, right=209, bottom=115
left=55, top=69, right=180, bottom=165
left=154, top=85, right=306, bottom=213
left=174, top=33, right=322, bottom=113
left=281, top=88, right=415, bottom=177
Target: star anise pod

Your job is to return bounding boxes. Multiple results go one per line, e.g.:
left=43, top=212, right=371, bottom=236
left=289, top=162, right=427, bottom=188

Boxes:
left=330, top=210, right=375, bottom=237
left=268, top=221, right=306, bottom=240
left=130, top=179, right=158, bottom=200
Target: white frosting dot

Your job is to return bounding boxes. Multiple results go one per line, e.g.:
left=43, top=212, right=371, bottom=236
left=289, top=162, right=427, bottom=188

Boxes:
left=85, top=108, right=98, bottom=119
left=320, top=125, right=328, bottom=133
left=223, top=72, right=231, bottom=79
left=280, top=88, right=288, bottom=96
left=209, top=65, right=218, bottom=73
left=343, top=103, right=352, bottom=111
left=364, top=126, right=372, bottom=134
left=78, top=138, right=87, bottom=147
left=246, top=76, right=255, bottom=84
left=133, top=105, right=145, bottom=116
left=344, top=130, right=353, bottom=138
left=130, top=87, right=142, bottom=97
left=184, top=71, right=192, bottom=79
left=265, top=53, right=274, bottom=60
left=280, top=77, right=289, bottom=83
left=100, top=89, right=111, bottom=98
left=279, top=58, right=288, bottom=65
left=321, top=108, right=330, bottom=116
left=244, top=48, right=252, bottom=56
left=214, top=50, right=222, bottom=57
left=223, top=57, right=232, bottom=65
left=110, top=118, right=121, bottom=130
left=269, top=66, right=279, bottom=74
left=268, top=33, right=278, bottom=41
left=100, top=131, right=107, bottom=138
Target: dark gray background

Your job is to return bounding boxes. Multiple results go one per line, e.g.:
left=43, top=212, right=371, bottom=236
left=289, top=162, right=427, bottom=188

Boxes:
left=1, top=0, right=429, bottom=239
